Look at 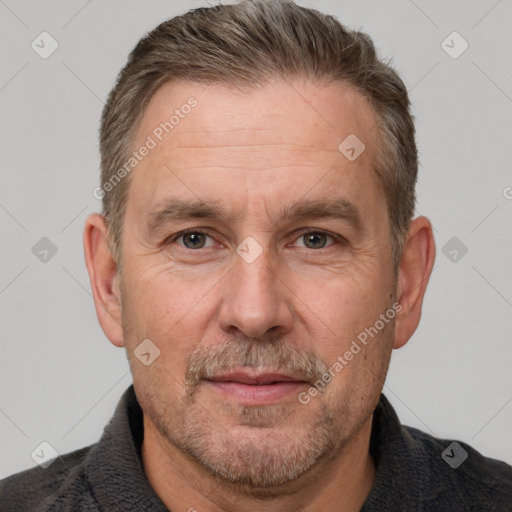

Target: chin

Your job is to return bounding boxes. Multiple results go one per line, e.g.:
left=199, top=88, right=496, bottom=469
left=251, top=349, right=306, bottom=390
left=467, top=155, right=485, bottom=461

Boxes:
left=176, top=402, right=339, bottom=493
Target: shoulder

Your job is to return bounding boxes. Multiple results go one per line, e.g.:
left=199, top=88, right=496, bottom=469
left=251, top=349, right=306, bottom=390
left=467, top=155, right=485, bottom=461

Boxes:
left=366, top=394, right=512, bottom=510
left=0, top=445, right=94, bottom=512
left=403, top=425, right=512, bottom=509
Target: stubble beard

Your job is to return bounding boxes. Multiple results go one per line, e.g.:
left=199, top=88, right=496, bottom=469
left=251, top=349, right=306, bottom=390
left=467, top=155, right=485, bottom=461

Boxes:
left=123, top=302, right=393, bottom=496
left=151, top=388, right=344, bottom=495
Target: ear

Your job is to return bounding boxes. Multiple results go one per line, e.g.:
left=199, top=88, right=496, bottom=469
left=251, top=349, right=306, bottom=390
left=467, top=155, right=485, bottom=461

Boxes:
left=83, top=213, right=124, bottom=347
left=393, top=216, right=436, bottom=349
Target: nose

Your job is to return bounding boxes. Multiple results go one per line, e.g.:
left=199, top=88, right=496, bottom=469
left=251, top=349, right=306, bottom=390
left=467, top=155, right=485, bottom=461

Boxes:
left=218, top=247, right=294, bottom=339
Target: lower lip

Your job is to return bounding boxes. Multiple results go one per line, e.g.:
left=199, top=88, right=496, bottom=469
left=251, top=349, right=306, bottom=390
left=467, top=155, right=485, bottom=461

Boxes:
left=204, top=380, right=307, bottom=404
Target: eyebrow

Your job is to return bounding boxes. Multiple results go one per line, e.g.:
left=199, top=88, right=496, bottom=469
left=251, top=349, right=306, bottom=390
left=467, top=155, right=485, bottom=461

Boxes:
left=145, top=197, right=363, bottom=236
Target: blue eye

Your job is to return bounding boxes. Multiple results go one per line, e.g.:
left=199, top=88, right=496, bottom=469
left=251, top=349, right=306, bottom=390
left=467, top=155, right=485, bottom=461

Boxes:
left=174, top=230, right=216, bottom=249
left=292, top=231, right=336, bottom=249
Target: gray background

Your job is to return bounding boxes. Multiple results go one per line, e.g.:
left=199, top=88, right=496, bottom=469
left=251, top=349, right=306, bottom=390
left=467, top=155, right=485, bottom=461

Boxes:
left=1, top=0, right=511, bottom=478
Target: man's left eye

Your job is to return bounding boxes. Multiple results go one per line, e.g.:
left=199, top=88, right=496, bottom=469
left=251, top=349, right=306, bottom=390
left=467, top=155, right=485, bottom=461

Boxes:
left=291, top=231, right=336, bottom=249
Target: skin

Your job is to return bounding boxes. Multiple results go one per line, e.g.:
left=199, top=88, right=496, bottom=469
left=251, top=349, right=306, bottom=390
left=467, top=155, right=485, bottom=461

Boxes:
left=84, top=79, right=435, bottom=512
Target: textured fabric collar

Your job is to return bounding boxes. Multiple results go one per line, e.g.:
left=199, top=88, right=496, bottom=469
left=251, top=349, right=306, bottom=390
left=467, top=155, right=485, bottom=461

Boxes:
left=362, top=393, right=426, bottom=510
left=83, top=385, right=168, bottom=511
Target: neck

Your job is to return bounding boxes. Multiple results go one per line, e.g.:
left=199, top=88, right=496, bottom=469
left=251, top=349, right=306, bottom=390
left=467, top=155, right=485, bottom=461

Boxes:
left=141, top=414, right=376, bottom=512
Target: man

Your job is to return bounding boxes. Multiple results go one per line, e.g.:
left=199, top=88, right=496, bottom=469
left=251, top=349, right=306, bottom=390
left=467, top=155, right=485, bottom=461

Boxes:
left=1, top=0, right=510, bottom=510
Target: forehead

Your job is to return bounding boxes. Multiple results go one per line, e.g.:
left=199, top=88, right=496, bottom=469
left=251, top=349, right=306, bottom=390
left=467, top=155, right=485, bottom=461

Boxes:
left=137, top=79, right=378, bottom=154
left=127, top=79, right=383, bottom=221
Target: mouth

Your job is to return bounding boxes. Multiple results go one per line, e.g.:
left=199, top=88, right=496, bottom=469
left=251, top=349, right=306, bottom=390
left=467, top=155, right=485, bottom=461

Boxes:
left=203, top=370, right=309, bottom=404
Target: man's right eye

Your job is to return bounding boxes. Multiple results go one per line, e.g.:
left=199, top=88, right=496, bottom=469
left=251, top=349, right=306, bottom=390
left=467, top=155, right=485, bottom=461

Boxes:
left=169, top=229, right=217, bottom=249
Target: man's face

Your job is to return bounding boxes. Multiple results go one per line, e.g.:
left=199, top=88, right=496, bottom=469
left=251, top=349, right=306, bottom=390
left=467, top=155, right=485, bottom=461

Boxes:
left=119, top=80, right=397, bottom=489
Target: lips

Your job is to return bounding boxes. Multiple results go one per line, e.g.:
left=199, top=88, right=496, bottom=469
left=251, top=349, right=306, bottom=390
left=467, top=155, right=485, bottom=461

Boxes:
left=206, top=371, right=306, bottom=385
left=204, top=370, right=308, bottom=404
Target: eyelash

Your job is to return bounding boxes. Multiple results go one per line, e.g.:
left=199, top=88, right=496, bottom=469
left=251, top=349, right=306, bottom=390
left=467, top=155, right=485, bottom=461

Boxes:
left=168, top=227, right=346, bottom=249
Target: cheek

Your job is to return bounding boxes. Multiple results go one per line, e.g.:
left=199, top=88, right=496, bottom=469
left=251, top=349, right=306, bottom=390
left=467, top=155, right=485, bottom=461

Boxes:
left=120, top=263, right=217, bottom=385
left=292, top=264, right=387, bottom=331
left=316, top=317, right=394, bottom=413
left=292, top=264, right=395, bottom=379
left=123, top=260, right=210, bottom=333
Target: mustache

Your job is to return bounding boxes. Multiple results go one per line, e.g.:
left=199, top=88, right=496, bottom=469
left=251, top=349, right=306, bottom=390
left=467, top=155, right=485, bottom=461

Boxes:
left=185, top=335, right=328, bottom=391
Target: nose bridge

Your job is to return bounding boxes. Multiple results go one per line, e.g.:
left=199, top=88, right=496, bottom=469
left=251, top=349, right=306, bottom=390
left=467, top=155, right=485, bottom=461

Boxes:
left=233, top=246, right=275, bottom=298
left=218, top=243, right=293, bottom=338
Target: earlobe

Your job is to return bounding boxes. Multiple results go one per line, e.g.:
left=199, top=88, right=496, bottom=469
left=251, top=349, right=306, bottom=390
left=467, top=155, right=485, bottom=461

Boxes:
left=393, top=216, right=436, bottom=349
left=83, top=213, right=124, bottom=347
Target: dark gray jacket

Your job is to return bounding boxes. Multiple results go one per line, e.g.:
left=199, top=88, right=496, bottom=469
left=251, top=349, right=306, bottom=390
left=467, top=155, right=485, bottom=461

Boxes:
left=1, top=386, right=510, bottom=511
